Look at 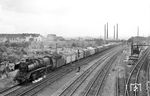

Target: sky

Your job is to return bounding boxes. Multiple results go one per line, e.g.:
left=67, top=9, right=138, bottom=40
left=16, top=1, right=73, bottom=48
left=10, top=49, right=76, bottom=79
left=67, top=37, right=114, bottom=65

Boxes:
left=0, top=0, right=149, bottom=39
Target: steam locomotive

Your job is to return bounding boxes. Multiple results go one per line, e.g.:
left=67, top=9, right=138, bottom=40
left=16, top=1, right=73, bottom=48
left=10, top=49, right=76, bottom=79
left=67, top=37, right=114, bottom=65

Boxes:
left=14, top=43, right=119, bottom=83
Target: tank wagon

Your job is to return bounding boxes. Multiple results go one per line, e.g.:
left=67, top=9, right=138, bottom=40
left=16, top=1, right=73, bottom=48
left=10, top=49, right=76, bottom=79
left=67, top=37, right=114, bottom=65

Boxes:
left=14, top=43, right=119, bottom=83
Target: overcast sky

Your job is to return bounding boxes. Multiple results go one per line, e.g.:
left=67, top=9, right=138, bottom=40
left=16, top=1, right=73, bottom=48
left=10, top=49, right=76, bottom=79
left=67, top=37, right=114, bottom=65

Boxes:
left=0, top=0, right=149, bottom=39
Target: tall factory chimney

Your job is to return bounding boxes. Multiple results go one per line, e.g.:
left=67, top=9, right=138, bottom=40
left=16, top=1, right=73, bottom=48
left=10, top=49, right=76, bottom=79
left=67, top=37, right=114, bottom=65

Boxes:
left=137, top=26, right=139, bottom=36
left=116, top=24, right=118, bottom=40
left=114, top=25, right=115, bottom=40
left=106, top=22, right=108, bottom=39
left=104, top=24, right=106, bottom=40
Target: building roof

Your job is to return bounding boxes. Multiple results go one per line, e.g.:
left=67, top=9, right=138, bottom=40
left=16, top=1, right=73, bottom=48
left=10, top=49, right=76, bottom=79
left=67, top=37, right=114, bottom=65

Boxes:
left=0, top=33, right=40, bottom=39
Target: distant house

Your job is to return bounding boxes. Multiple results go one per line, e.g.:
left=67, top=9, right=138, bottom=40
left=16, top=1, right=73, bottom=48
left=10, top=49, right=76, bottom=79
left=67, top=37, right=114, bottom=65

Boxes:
left=34, top=35, right=43, bottom=42
left=47, top=34, right=57, bottom=41
left=0, top=37, right=7, bottom=42
left=57, top=36, right=65, bottom=41
left=0, top=33, right=43, bottom=43
left=47, top=34, right=65, bottom=41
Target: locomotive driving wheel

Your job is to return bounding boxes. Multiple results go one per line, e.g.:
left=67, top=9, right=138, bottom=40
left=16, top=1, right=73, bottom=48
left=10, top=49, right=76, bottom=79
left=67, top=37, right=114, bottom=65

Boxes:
left=31, top=73, right=37, bottom=81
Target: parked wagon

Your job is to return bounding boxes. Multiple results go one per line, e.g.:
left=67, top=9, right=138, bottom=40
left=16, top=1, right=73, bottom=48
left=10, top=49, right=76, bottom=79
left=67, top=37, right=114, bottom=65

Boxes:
left=87, top=47, right=95, bottom=55
left=71, top=53, right=77, bottom=62
left=83, top=49, right=91, bottom=57
left=94, top=47, right=99, bottom=53
left=97, top=46, right=103, bottom=52
left=63, top=53, right=77, bottom=64
left=49, top=53, right=66, bottom=69
left=76, top=49, right=84, bottom=60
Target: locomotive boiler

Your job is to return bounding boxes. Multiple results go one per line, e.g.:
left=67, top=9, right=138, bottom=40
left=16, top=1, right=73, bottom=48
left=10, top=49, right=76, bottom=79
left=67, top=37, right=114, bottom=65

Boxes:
left=14, top=54, right=66, bottom=83
left=14, top=56, right=53, bottom=83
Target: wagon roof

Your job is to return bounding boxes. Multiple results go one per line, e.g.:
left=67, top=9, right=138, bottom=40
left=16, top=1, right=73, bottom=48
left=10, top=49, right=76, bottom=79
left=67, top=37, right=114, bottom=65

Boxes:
left=51, top=53, right=62, bottom=59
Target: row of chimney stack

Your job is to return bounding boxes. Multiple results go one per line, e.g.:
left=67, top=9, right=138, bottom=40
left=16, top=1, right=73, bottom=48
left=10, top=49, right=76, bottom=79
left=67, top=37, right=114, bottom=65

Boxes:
left=104, top=23, right=118, bottom=40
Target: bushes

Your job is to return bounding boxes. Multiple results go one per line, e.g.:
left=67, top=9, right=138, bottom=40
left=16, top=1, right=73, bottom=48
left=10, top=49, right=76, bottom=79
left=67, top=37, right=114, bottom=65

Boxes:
left=0, top=44, right=28, bottom=63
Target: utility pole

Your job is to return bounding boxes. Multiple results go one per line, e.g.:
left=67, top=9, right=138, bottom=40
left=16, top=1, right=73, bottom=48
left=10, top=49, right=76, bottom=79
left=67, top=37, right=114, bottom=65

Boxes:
left=56, top=43, right=58, bottom=54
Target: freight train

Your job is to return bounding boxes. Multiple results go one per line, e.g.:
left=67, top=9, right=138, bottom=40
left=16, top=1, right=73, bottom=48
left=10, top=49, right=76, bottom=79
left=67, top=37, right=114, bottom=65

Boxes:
left=14, top=43, right=119, bottom=83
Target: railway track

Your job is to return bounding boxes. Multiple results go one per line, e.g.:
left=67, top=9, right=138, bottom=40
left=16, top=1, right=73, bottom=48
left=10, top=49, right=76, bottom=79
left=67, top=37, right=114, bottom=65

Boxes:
left=115, top=51, right=127, bottom=96
left=116, top=70, right=119, bottom=96
left=116, top=69, right=126, bottom=96
left=3, top=67, right=74, bottom=96
left=125, top=47, right=150, bottom=96
left=0, top=85, right=20, bottom=95
left=53, top=46, right=124, bottom=96
left=18, top=47, right=122, bottom=96
left=146, top=57, right=150, bottom=96
left=2, top=46, right=120, bottom=96
left=80, top=49, right=122, bottom=96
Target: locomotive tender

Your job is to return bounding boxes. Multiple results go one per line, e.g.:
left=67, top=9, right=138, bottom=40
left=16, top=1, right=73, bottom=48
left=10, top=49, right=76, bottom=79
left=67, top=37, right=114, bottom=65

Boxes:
left=14, top=43, right=119, bottom=83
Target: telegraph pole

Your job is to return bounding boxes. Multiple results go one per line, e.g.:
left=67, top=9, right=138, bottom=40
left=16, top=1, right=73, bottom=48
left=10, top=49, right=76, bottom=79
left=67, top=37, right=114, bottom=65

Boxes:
left=56, top=43, right=58, bottom=54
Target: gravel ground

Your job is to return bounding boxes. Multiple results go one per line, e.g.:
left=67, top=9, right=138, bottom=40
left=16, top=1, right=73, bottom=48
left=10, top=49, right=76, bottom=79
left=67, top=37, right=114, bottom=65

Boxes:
left=102, top=47, right=129, bottom=96
left=36, top=47, right=125, bottom=96
left=37, top=71, right=77, bottom=96
left=0, top=70, right=18, bottom=89
left=101, top=54, right=122, bottom=96
left=72, top=55, right=112, bottom=96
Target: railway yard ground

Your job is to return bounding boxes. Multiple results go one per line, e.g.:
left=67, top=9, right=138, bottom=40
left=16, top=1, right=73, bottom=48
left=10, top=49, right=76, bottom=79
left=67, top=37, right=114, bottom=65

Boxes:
left=0, top=70, right=18, bottom=89
left=0, top=44, right=150, bottom=96
left=29, top=45, right=126, bottom=96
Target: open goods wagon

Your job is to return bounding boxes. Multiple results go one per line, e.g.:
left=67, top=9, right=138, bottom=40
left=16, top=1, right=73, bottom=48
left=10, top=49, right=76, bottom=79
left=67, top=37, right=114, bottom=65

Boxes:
left=63, top=53, right=77, bottom=64
left=76, top=49, right=84, bottom=60
left=87, top=47, right=95, bottom=55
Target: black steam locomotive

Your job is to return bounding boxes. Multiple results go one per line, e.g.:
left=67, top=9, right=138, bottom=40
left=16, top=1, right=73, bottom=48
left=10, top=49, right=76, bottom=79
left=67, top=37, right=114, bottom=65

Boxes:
left=14, top=54, right=65, bottom=83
